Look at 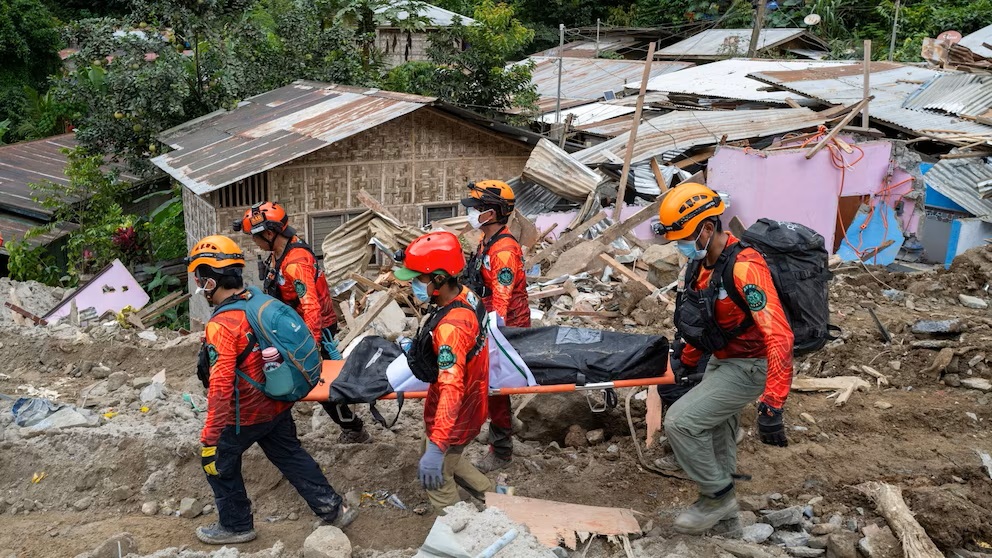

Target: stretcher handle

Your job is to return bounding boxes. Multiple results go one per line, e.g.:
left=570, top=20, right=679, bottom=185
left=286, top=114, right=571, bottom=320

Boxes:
left=380, top=374, right=675, bottom=401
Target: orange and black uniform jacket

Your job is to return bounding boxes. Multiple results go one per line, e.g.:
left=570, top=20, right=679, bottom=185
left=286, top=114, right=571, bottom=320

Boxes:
left=269, top=238, right=337, bottom=343
left=476, top=229, right=530, bottom=328
left=424, top=287, right=490, bottom=452
left=201, top=292, right=292, bottom=446
left=682, top=234, right=795, bottom=409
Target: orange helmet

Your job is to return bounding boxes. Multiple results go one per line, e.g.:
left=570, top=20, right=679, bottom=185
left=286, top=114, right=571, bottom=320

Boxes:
left=393, top=231, right=466, bottom=280
left=655, top=183, right=724, bottom=241
left=233, top=201, right=288, bottom=236
left=461, top=180, right=515, bottom=218
left=186, top=235, right=245, bottom=274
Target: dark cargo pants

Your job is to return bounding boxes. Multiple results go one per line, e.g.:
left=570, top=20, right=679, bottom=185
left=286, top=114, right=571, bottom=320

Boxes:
left=207, top=409, right=343, bottom=531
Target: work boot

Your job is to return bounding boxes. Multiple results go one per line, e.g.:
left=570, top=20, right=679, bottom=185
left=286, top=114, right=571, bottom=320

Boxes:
left=652, top=454, right=682, bottom=472
left=474, top=451, right=512, bottom=473
left=338, top=427, right=372, bottom=444
left=313, top=505, right=359, bottom=530
left=195, top=523, right=257, bottom=545
left=673, top=488, right=739, bottom=535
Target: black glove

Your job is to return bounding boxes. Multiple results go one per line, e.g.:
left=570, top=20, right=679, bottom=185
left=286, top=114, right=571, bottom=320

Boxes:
left=671, top=339, right=709, bottom=386
left=757, top=402, right=788, bottom=447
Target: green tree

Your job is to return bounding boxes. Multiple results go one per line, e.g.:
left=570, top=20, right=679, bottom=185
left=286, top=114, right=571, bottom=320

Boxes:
left=387, top=1, right=537, bottom=116
left=0, top=0, right=63, bottom=141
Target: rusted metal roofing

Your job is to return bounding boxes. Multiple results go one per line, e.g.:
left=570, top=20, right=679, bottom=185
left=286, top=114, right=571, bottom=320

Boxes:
left=538, top=102, right=636, bottom=127
left=319, top=209, right=418, bottom=286
left=153, top=81, right=437, bottom=195
left=530, top=38, right=639, bottom=59
left=0, top=214, right=76, bottom=254
left=573, top=107, right=827, bottom=165
left=525, top=57, right=692, bottom=102
left=902, top=74, right=992, bottom=118
left=0, top=134, right=142, bottom=220
left=748, top=63, right=992, bottom=144
left=924, top=158, right=992, bottom=220
left=959, top=23, right=992, bottom=59
left=645, top=59, right=851, bottom=104
left=574, top=114, right=637, bottom=138
left=655, top=28, right=828, bottom=60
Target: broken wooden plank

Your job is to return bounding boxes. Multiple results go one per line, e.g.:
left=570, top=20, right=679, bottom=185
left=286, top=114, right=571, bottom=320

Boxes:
left=860, top=365, right=890, bottom=387
left=349, top=272, right=387, bottom=292
left=524, top=211, right=607, bottom=268
left=728, top=216, right=747, bottom=238
left=529, top=287, right=569, bottom=301
left=614, top=41, right=657, bottom=223
left=649, top=157, right=667, bottom=192
left=674, top=146, right=717, bottom=169
left=339, top=300, right=357, bottom=330
left=4, top=302, right=48, bottom=326
left=509, top=209, right=539, bottom=250
left=484, top=493, right=641, bottom=550
left=142, top=293, right=192, bottom=325
left=338, top=288, right=398, bottom=349
left=598, top=253, right=656, bottom=293
left=791, top=376, right=871, bottom=407
left=856, top=482, right=943, bottom=558
left=356, top=188, right=403, bottom=224
left=136, top=291, right=182, bottom=319
left=598, top=197, right=663, bottom=245
left=806, top=97, right=872, bottom=160
left=784, top=98, right=802, bottom=109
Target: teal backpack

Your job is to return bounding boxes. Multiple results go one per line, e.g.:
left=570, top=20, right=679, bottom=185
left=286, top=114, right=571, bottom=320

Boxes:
left=213, top=287, right=322, bottom=416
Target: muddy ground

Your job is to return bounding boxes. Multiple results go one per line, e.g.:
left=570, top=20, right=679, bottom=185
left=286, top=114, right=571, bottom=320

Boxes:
left=1, top=247, right=992, bottom=557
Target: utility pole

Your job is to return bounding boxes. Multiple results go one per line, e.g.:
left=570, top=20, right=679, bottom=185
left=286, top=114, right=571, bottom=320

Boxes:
left=595, top=18, right=601, bottom=58
left=555, top=23, right=564, bottom=127
left=747, top=1, right=767, bottom=58
left=887, top=0, right=901, bottom=61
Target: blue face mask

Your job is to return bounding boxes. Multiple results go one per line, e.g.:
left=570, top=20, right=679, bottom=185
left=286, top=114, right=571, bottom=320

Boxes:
left=412, top=279, right=431, bottom=302
left=677, top=233, right=711, bottom=261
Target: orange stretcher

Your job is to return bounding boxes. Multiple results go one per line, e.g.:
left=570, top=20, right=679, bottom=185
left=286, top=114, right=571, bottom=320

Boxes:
left=303, top=359, right=675, bottom=403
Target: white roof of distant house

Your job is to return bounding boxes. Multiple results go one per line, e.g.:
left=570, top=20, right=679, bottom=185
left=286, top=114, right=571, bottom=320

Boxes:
left=375, top=2, right=476, bottom=27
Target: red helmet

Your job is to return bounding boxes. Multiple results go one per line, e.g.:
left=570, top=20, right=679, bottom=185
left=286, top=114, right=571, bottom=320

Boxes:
left=233, top=201, right=288, bottom=235
left=393, top=231, right=465, bottom=280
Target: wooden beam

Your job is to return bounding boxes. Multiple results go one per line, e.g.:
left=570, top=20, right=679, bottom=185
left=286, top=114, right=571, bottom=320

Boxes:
left=614, top=41, right=657, bottom=223
left=485, top=493, right=641, bottom=550
left=4, top=302, right=47, bottom=326
left=529, top=286, right=569, bottom=300
left=784, top=98, right=802, bottom=109
left=862, top=41, right=871, bottom=129
left=649, top=157, right=667, bottom=192
left=524, top=211, right=607, bottom=268
left=598, top=197, right=663, bottom=245
left=338, top=300, right=357, bottom=330
left=337, top=289, right=397, bottom=349
left=805, top=98, right=872, bottom=160
left=940, top=150, right=992, bottom=160
left=598, top=253, right=656, bottom=292
left=349, top=272, right=387, bottom=292
left=673, top=146, right=716, bottom=169
left=356, top=188, right=402, bottom=223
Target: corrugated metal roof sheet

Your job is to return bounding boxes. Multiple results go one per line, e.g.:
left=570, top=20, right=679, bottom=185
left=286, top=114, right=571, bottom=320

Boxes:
left=153, top=81, right=436, bottom=195
left=655, top=28, right=828, bottom=60
left=525, top=57, right=692, bottom=102
left=748, top=63, right=992, bottom=143
left=574, top=114, right=637, bottom=138
left=645, top=58, right=851, bottom=103
left=0, top=133, right=142, bottom=219
left=925, top=158, right=992, bottom=220
left=521, top=138, right=602, bottom=201
left=531, top=38, right=639, bottom=59
left=0, top=214, right=76, bottom=253
left=573, top=107, right=827, bottom=165
left=537, top=102, right=636, bottom=126
left=320, top=209, right=419, bottom=286
left=902, top=73, right=992, bottom=118
left=375, top=2, right=475, bottom=27
left=959, top=23, right=992, bottom=59
left=511, top=177, right=564, bottom=217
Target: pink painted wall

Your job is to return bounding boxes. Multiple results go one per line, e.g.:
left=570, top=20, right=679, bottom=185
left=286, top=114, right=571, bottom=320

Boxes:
left=43, top=259, right=150, bottom=321
left=534, top=204, right=662, bottom=245
left=707, top=142, right=920, bottom=254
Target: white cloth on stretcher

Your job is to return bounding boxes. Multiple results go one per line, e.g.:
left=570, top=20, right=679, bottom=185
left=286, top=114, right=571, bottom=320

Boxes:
left=387, top=312, right=538, bottom=392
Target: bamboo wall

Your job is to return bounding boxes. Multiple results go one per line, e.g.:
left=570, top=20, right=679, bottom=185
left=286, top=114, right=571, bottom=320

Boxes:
left=377, top=29, right=432, bottom=69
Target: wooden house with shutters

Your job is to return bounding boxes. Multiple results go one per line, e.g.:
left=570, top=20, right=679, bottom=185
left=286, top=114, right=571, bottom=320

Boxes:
left=151, top=80, right=541, bottom=321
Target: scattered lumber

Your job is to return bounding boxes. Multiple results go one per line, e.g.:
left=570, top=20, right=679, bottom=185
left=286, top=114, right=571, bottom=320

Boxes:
left=484, top=493, right=640, bottom=550
left=337, top=287, right=399, bottom=349
left=524, top=211, right=607, bottom=268
left=856, top=482, right=943, bottom=558
left=4, top=302, right=48, bottom=326
left=598, top=253, right=656, bottom=293
left=791, top=376, right=870, bottom=407
left=805, top=97, right=872, bottom=160
left=860, top=365, right=891, bottom=387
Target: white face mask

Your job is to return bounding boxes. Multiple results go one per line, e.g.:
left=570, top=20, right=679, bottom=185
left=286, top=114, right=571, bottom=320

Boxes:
left=467, top=208, right=491, bottom=230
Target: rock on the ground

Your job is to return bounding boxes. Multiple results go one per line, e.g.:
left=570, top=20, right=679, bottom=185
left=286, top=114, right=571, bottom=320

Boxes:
left=858, top=525, right=902, bottom=558
left=944, top=373, right=962, bottom=387
left=742, top=523, right=774, bottom=544
left=771, top=530, right=810, bottom=547
left=715, top=538, right=790, bottom=558
left=739, top=494, right=771, bottom=512
left=811, top=523, right=840, bottom=536
left=787, top=548, right=825, bottom=558
left=826, top=532, right=860, bottom=558
left=563, top=425, right=588, bottom=448
left=874, top=401, right=893, bottom=410
left=72, top=496, right=93, bottom=512
left=961, top=378, right=992, bottom=392
left=132, top=377, right=153, bottom=390
left=585, top=428, right=605, bottom=445
left=304, top=526, right=352, bottom=558
left=178, top=497, right=203, bottom=518
left=91, top=533, right=138, bottom=558
left=141, top=502, right=159, bottom=516
left=111, top=486, right=133, bottom=502
left=106, top=371, right=129, bottom=392
left=911, top=319, right=966, bottom=335
left=761, top=506, right=804, bottom=528
left=959, top=294, right=988, bottom=309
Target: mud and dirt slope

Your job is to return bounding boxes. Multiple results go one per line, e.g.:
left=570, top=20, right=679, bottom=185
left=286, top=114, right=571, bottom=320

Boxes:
left=0, top=246, right=990, bottom=557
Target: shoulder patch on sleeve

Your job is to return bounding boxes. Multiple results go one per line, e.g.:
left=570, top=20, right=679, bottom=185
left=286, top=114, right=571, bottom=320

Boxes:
left=497, top=267, right=514, bottom=286
left=206, top=344, right=219, bottom=366
left=742, top=283, right=767, bottom=312
left=437, top=344, right=456, bottom=370
left=294, top=279, right=307, bottom=299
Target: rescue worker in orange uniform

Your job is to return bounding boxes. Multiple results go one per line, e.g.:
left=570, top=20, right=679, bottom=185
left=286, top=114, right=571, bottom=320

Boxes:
left=234, top=202, right=371, bottom=444
left=188, top=235, right=356, bottom=545
left=460, top=180, right=529, bottom=473
left=393, top=231, right=494, bottom=513
left=655, top=183, right=793, bottom=534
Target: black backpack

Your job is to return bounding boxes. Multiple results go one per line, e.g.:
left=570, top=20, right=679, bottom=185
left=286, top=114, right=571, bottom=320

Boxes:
left=408, top=299, right=488, bottom=383
left=680, top=219, right=836, bottom=356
